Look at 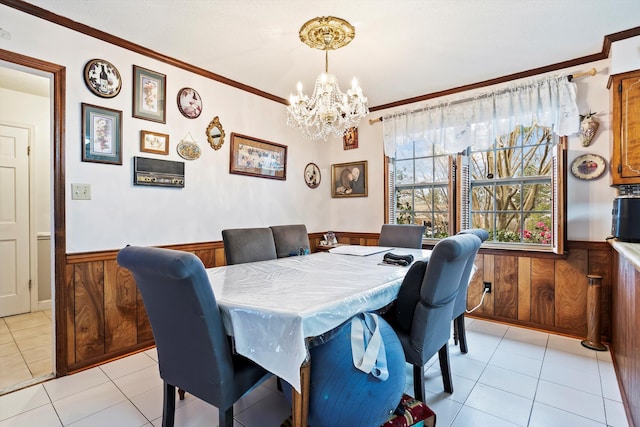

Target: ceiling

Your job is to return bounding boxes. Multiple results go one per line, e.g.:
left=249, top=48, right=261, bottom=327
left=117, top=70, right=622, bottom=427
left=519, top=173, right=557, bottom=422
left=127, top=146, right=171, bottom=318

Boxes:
left=8, top=0, right=640, bottom=109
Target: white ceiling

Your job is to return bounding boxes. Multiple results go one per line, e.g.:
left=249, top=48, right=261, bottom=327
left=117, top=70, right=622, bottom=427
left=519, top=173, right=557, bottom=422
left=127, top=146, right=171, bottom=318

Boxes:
left=11, top=0, right=640, bottom=108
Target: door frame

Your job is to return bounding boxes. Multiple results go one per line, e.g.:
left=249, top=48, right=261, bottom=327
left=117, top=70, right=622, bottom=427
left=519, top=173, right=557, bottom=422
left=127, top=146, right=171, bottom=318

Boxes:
left=0, top=48, right=67, bottom=376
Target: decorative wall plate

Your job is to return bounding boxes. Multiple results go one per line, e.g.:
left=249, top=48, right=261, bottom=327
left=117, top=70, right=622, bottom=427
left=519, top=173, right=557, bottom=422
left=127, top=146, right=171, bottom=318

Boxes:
left=570, top=153, right=606, bottom=180
left=304, top=162, right=321, bottom=188
left=177, top=87, right=202, bottom=119
left=177, top=135, right=201, bottom=160
left=83, top=59, right=121, bottom=98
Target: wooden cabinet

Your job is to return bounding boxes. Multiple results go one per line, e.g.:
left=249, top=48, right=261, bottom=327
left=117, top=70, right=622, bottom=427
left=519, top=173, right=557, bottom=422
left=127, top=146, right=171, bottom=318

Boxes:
left=610, top=69, right=640, bottom=184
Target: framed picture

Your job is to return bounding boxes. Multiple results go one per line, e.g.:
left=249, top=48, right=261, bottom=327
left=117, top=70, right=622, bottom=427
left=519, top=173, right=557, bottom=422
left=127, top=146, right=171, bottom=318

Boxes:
left=132, top=65, right=166, bottom=123
left=570, top=153, right=606, bottom=180
left=140, top=130, right=169, bottom=155
left=229, top=133, right=287, bottom=180
left=81, top=103, right=122, bottom=165
left=331, top=160, right=367, bottom=197
left=177, top=87, right=202, bottom=119
left=83, top=59, right=121, bottom=98
left=343, top=127, right=358, bottom=150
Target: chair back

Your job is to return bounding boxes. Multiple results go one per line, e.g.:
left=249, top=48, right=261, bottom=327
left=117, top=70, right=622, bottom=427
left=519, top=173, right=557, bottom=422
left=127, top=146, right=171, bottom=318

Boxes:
left=269, top=224, right=310, bottom=258
left=378, top=224, right=426, bottom=248
left=222, top=227, right=277, bottom=265
left=452, top=229, right=489, bottom=317
left=407, top=234, right=481, bottom=362
left=116, top=246, right=236, bottom=406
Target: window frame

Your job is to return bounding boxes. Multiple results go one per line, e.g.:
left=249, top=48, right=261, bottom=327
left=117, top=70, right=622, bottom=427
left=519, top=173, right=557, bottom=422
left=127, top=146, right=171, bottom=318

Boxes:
left=385, top=135, right=567, bottom=254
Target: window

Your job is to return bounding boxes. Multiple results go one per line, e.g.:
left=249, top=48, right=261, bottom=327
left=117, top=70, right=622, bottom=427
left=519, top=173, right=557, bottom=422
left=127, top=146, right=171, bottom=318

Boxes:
left=387, top=124, right=565, bottom=253
left=391, top=140, right=452, bottom=238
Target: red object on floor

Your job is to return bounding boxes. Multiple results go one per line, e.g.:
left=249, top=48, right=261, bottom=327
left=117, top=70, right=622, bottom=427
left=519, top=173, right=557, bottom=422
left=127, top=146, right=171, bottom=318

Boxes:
left=381, top=393, right=436, bottom=427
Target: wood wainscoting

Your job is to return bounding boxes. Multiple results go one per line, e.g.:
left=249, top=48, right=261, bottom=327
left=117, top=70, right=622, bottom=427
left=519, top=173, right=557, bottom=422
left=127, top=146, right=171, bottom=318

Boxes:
left=464, top=241, right=613, bottom=339
left=60, top=235, right=611, bottom=374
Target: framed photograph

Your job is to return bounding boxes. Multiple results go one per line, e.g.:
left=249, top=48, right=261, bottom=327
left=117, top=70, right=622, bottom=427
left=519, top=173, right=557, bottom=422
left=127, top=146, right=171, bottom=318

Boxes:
left=83, top=59, right=121, bottom=98
left=343, top=127, right=358, bottom=150
left=132, top=65, right=166, bottom=123
left=177, top=87, right=202, bottom=119
left=81, top=103, right=122, bottom=165
left=229, top=133, right=287, bottom=180
left=140, top=130, right=169, bottom=155
left=570, top=153, right=606, bottom=180
left=331, top=160, right=367, bottom=197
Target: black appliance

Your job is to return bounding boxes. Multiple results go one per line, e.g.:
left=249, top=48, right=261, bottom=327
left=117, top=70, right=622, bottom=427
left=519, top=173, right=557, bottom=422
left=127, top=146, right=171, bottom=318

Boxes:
left=612, top=197, right=640, bottom=242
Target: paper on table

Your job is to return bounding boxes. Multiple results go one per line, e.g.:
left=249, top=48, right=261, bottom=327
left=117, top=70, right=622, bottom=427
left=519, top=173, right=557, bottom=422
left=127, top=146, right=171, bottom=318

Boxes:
left=328, top=245, right=394, bottom=256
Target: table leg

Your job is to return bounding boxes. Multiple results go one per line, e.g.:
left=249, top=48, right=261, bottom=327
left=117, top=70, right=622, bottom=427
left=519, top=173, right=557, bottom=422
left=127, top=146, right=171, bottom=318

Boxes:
left=291, top=359, right=310, bottom=427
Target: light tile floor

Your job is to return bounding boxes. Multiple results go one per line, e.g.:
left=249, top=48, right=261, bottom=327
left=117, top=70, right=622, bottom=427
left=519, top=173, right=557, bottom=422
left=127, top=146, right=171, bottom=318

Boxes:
left=0, top=311, right=53, bottom=393
left=0, top=318, right=630, bottom=427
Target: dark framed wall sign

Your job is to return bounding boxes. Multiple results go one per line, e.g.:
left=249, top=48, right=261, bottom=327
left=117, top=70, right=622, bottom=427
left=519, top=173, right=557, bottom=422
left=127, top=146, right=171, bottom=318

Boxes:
left=132, top=65, right=166, bottom=123
left=81, top=103, right=122, bottom=165
left=229, top=133, right=287, bottom=180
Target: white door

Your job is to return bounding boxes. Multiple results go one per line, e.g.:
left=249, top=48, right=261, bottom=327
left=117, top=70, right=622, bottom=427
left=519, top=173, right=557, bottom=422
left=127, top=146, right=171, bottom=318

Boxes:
left=0, top=124, right=30, bottom=317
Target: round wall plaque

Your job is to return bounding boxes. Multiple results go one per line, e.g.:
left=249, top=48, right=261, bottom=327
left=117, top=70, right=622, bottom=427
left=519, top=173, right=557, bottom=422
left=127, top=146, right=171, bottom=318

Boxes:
left=304, top=163, right=321, bottom=188
left=570, top=153, right=606, bottom=180
left=83, top=59, right=121, bottom=98
left=177, top=87, right=203, bottom=119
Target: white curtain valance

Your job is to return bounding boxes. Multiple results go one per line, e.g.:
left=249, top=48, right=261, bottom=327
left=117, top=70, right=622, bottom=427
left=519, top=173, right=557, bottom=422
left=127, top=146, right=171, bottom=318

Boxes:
left=382, top=75, right=579, bottom=157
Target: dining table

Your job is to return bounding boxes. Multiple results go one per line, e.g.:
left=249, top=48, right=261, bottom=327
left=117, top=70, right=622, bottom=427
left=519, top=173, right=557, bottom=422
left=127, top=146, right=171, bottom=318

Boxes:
left=206, top=245, right=431, bottom=427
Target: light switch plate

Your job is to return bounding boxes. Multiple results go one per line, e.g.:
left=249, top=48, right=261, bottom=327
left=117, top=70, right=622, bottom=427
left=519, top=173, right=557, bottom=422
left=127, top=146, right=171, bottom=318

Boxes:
left=71, top=183, right=91, bottom=200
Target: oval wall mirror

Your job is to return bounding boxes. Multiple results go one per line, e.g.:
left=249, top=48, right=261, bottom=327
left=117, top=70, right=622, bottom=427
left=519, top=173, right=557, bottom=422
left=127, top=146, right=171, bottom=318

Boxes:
left=206, top=116, right=225, bottom=150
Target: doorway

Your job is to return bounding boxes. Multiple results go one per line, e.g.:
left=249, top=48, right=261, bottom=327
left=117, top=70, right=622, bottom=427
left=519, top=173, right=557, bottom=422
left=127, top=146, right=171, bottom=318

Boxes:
left=0, top=51, right=65, bottom=394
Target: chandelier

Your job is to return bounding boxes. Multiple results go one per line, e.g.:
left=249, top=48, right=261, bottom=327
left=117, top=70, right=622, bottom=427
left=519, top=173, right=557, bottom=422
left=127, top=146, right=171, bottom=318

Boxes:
left=287, top=16, right=369, bottom=140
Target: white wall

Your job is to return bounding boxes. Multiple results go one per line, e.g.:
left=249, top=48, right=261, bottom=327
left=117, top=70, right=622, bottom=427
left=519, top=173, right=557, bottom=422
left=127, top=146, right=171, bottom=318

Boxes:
left=2, top=4, right=637, bottom=249
left=0, top=4, right=332, bottom=253
left=351, top=60, right=619, bottom=241
left=611, top=35, right=640, bottom=75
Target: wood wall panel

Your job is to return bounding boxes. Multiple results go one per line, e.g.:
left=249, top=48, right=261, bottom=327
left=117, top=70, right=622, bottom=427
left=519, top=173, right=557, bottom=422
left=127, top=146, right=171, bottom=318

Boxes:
left=136, top=287, right=153, bottom=343
left=60, top=237, right=614, bottom=376
left=466, top=257, right=484, bottom=312
left=517, top=257, right=531, bottom=322
left=530, top=258, right=555, bottom=327
left=194, top=249, right=216, bottom=268
left=481, top=254, right=495, bottom=314
left=73, top=261, right=105, bottom=361
left=494, top=256, right=518, bottom=319
left=64, top=264, right=75, bottom=366
left=104, top=260, right=137, bottom=353
left=214, top=247, right=226, bottom=267
left=612, top=250, right=640, bottom=427
left=555, top=249, right=588, bottom=332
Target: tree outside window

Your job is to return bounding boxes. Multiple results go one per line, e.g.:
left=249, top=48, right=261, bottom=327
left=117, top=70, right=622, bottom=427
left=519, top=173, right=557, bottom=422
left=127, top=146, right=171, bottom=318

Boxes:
left=389, top=124, right=562, bottom=251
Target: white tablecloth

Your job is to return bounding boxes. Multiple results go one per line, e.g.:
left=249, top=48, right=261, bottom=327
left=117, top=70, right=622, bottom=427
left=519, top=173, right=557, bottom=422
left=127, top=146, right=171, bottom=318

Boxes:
left=207, top=247, right=431, bottom=392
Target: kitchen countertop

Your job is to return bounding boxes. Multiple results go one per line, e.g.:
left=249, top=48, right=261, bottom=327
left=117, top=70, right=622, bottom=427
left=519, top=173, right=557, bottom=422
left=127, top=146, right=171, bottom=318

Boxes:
left=609, top=239, right=640, bottom=271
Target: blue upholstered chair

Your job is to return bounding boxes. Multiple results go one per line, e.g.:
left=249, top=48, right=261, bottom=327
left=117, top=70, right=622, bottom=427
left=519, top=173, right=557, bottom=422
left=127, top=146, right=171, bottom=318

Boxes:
left=378, top=224, right=426, bottom=249
left=389, top=233, right=482, bottom=399
left=222, top=227, right=277, bottom=265
left=269, top=224, right=310, bottom=258
left=453, top=228, right=489, bottom=353
left=116, top=246, right=269, bottom=427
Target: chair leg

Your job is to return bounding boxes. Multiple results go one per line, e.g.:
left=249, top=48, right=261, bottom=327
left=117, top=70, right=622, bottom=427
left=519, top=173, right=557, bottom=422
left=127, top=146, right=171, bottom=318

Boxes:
left=219, top=406, right=234, bottom=427
left=438, top=344, right=454, bottom=394
left=162, top=381, right=176, bottom=427
left=456, top=314, right=468, bottom=354
left=412, top=364, right=425, bottom=402
left=453, top=318, right=459, bottom=345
